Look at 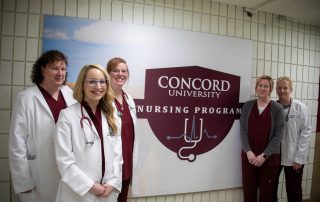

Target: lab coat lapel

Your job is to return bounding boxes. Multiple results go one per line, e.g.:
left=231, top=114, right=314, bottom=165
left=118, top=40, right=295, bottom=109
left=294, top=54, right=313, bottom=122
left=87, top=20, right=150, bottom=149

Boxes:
left=101, top=112, right=111, bottom=136
left=33, top=86, right=53, bottom=117
left=60, top=86, right=77, bottom=107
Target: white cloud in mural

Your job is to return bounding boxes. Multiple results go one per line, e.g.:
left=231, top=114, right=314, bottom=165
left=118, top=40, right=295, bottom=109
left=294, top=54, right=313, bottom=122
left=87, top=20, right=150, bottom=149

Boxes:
left=43, top=28, right=70, bottom=40
left=73, top=21, right=153, bottom=46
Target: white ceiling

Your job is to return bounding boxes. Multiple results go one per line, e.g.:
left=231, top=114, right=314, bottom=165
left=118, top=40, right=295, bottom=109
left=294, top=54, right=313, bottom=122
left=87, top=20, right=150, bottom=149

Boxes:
left=211, top=0, right=320, bottom=26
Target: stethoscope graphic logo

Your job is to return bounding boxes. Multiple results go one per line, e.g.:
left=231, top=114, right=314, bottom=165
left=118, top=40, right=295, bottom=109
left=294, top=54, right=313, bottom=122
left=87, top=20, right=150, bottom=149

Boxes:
left=134, top=66, right=243, bottom=163
left=167, top=115, right=217, bottom=162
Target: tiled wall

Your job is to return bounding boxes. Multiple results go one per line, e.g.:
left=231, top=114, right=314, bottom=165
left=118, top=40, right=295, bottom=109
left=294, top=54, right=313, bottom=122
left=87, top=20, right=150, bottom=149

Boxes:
left=0, top=0, right=319, bottom=202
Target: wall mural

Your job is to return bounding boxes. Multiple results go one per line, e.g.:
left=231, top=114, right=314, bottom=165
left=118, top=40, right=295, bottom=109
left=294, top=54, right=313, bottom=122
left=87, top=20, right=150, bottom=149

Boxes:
left=43, top=15, right=252, bottom=196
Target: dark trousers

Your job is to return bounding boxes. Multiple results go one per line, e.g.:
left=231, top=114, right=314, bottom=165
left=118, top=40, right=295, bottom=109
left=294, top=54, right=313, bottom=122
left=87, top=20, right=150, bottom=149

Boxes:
left=242, top=154, right=280, bottom=202
left=117, top=178, right=131, bottom=202
left=279, top=165, right=304, bottom=202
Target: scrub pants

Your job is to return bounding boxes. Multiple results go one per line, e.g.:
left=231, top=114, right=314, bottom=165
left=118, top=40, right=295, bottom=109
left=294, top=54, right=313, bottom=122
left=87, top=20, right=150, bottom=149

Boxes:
left=242, top=153, right=280, bottom=202
left=280, top=165, right=304, bottom=202
left=117, top=178, right=130, bottom=202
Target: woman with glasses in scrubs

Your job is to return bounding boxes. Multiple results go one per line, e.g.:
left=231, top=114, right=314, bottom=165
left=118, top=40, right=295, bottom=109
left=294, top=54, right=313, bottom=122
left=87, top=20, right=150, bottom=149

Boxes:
left=106, top=58, right=138, bottom=202
left=54, top=64, right=123, bottom=202
left=240, top=75, right=284, bottom=202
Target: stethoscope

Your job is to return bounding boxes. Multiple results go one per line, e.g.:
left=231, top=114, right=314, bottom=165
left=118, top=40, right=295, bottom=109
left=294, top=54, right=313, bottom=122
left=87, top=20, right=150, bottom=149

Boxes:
left=80, top=105, right=95, bottom=145
left=279, top=98, right=291, bottom=122
left=114, top=95, right=135, bottom=118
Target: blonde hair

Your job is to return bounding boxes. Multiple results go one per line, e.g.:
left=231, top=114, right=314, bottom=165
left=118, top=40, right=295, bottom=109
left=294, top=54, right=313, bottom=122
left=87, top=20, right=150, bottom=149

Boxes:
left=255, top=75, right=274, bottom=95
left=73, top=64, right=117, bottom=134
left=276, top=76, right=293, bottom=91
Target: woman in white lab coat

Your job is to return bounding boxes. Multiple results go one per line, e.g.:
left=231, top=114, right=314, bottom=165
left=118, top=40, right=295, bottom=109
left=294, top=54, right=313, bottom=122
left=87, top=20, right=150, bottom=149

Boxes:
left=275, top=76, right=312, bottom=202
left=54, top=64, right=123, bottom=202
left=9, top=50, right=76, bottom=202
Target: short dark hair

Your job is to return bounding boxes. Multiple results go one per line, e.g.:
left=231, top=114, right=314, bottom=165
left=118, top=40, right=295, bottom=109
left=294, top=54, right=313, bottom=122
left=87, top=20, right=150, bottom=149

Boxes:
left=30, top=50, right=68, bottom=84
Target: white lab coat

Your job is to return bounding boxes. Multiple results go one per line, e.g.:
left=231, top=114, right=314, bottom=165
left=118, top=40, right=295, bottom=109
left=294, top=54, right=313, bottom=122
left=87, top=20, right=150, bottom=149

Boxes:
left=54, top=103, right=123, bottom=202
left=113, top=93, right=140, bottom=195
left=281, top=99, right=312, bottom=166
left=8, top=85, right=76, bottom=202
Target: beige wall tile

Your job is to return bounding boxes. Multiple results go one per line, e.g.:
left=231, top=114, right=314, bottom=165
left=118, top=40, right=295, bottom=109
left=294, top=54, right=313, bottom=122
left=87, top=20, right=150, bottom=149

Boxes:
left=89, top=0, right=101, bottom=19
left=250, top=22, right=258, bottom=40
left=66, top=0, right=77, bottom=17
left=144, top=4, right=154, bottom=25
left=134, top=3, right=143, bottom=24
left=0, top=135, right=9, bottom=157
left=42, top=0, right=53, bottom=15
left=12, top=62, right=25, bottom=85
left=0, top=159, right=10, bottom=181
left=154, top=6, right=164, bottom=26
left=184, top=0, right=192, bottom=11
left=285, top=29, right=291, bottom=46
left=164, top=7, right=174, bottom=28
left=0, top=110, right=10, bottom=133
left=201, top=14, right=210, bottom=33
left=174, top=0, right=183, bottom=9
left=13, top=38, right=26, bottom=61
left=26, top=38, right=39, bottom=62
left=29, top=0, right=41, bottom=14
left=235, top=19, right=242, bottom=38
left=218, top=16, right=226, bottom=35
left=78, top=0, right=89, bottom=18
left=192, top=12, right=201, bottom=31
left=15, top=14, right=28, bottom=37
left=202, top=0, right=210, bottom=14
left=123, top=2, right=133, bottom=23
left=1, top=37, right=14, bottom=60
left=210, top=15, right=218, bottom=34
left=2, top=12, right=14, bottom=36
left=227, top=18, right=235, bottom=36
left=0, top=61, right=12, bottom=85
left=285, top=46, right=291, bottom=63
left=0, top=182, right=10, bottom=202
left=25, top=62, right=33, bottom=85
left=193, top=0, right=202, bottom=13
left=3, top=0, right=15, bottom=11
left=54, top=0, right=66, bottom=16
left=0, top=86, right=11, bottom=109
left=183, top=10, right=192, bottom=30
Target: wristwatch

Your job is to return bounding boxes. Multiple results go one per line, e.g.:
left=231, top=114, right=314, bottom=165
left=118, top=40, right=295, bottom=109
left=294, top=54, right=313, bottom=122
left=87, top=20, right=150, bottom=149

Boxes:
left=262, top=154, right=268, bottom=159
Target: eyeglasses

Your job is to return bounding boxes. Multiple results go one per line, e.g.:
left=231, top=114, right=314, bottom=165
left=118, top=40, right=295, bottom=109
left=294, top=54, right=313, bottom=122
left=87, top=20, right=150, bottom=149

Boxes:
left=85, top=79, right=108, bottom=87
left=111, top=69, right=128, bottom=74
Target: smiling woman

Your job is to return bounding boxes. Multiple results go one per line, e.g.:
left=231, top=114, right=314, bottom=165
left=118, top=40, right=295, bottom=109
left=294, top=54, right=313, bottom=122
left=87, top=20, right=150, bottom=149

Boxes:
left=240, top=75, right=284, bottom=201
left=106, top=57, right=139, bottom=202
left=54, top=64, right=123, bottom=202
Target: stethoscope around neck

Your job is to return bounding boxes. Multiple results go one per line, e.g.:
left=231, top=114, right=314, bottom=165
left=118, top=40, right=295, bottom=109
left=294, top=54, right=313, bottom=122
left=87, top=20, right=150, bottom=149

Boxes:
left=279, top=98, right=292, bottom=122
left=114, top=96, right=135, bottom=118
left=80, top=104, right=95, bottom=145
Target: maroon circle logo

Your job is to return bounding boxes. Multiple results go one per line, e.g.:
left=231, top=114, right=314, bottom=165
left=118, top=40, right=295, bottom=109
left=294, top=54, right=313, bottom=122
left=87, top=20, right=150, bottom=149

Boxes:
left=135, top=66, right=243, bottom=162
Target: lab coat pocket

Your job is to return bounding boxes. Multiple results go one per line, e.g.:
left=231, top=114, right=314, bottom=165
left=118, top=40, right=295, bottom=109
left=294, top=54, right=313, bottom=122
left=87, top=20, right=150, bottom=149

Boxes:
left=26, top=136, right=37, bottom=160
left=19, top=190, right=37, bottom=202
left=28, top=158, right=39, bottom=185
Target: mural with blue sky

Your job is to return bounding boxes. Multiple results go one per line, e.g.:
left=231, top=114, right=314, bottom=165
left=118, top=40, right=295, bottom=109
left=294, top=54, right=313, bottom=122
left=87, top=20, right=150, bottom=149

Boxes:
left=43, top=15, right=134, bottom=82
left=42, top=15, right=252, bottom=196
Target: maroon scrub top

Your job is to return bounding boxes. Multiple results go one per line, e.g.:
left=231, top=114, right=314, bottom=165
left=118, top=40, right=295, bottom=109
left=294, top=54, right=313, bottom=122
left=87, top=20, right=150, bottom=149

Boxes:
left=114, top=92, right=134, bottom=181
